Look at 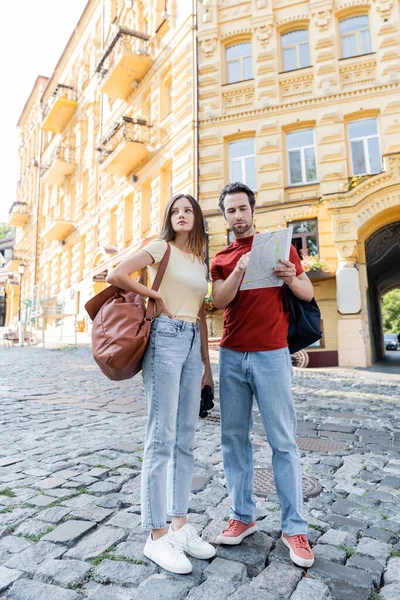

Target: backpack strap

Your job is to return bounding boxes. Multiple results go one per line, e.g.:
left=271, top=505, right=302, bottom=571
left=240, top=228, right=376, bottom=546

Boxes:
left=145, top=243, right=171, bottom=321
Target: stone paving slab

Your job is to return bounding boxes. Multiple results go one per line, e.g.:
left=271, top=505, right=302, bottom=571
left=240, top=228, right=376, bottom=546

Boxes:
left=0, top=346, right=400, bottom=599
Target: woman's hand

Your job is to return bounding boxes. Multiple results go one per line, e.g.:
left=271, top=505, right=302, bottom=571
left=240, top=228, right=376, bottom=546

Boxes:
left=153, top=295, right=173, bottom=319
left=202, top=364, right=214, bottom=393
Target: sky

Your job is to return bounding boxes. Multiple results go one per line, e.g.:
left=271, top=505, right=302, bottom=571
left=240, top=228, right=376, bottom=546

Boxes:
left=0, top=0, right=89, bottom=223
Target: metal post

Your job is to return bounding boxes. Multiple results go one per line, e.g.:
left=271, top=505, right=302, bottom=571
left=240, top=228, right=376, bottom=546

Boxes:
left=18, top=272, right=24, bottom=347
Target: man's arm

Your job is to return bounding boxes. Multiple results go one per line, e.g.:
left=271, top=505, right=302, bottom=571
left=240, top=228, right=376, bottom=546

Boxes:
left=274, top=259, right=313, bottom=302
left=212, top=252, right=250, bottom=310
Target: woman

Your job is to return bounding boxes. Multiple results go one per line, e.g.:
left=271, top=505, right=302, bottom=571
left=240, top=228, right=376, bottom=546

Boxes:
left=106, top=194, right=215, bottom=574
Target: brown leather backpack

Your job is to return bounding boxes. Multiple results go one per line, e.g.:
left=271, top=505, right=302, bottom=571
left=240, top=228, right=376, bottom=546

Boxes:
left=85, top=245, right=171, bottom=381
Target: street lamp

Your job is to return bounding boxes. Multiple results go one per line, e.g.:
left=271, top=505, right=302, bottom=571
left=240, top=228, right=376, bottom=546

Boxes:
left=18, top=263, right=25, bottom=347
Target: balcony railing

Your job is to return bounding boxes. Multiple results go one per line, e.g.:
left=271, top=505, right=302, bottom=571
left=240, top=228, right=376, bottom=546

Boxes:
left=8, top=201, right=30, bottom=228
left=97, top=27, right=152, bottom=99
left=41, top=144, right=76, bottom=186
left=97, top=117, right=151, bottom=177
left=42, top=85, right=77, bottom=134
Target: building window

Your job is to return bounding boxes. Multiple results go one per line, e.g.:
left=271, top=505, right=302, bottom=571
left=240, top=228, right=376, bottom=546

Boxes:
left=281, top=30, right=311, bottom=72
left=167, top=81, right=173, bottom=114
left=286, top=129, right=317, bottom=186
left=340, top=16, right=372, bottom=59
left=226, top=43, right=253, bottom=84
left=348, top=118, right=382, bottom=175
left=291, top=219, right=319, bottom=258
left=160, top=75, right=172, bottom=119
left=228, top=138, right=256, bottom=190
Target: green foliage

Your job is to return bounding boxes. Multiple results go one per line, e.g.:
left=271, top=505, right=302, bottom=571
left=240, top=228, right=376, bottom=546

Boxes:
left=0, top=488, right=15, bottom=498
left=90, top=546, right=145, bottom=567
left=340, top=545, right=356, bottom=558
left=368, top=591, right=381, bottom=600
left=0, top=506, right=13, bottom=514
left=23, top=533, right=43, bottom=543
left=0, top=225, right=13, bottom=239
left=382, top=289, right=400, bottom=333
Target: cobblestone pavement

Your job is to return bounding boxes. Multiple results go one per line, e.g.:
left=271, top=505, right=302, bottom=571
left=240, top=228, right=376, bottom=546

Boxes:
left=1, top=346, right=400, bottom=600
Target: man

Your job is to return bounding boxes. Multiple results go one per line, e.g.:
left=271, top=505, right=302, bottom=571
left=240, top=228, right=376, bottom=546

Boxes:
left=210, top=182, right=315, bottom=568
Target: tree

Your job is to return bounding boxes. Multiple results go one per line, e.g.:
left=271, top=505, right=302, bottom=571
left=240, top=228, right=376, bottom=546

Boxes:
left=382, top=289, right=400, bottom=333
left=0, top=225, right=13, bottom=239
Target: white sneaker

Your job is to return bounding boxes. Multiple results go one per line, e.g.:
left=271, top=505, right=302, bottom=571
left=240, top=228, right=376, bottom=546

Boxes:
left=143, top=533, right=192, bottom=574
left=168, top=523, right=216, bottom=560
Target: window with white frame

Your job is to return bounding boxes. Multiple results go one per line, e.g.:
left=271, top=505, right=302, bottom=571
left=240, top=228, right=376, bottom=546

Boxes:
left=281, top=30, right=311, bottom=72
left=348, top=118, right=382, bottom=175
left=340, top=16, right=372, bottom=59
left=286, top=129, right=317, bottom=185
left=229, top=138, right=256, bottom=190
left=226, top=43, right=253, bottom=84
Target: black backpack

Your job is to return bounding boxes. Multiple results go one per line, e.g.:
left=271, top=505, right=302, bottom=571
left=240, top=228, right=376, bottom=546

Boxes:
left=283, top=285, right=322, bottom=354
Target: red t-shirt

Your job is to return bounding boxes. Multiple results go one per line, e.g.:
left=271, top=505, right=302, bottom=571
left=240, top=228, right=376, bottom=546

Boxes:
left=210, top=235, right=304, bottom=352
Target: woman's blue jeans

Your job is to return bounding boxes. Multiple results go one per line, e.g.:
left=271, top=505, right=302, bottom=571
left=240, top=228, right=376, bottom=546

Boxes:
left=141, top=316, right=202, bottom=529
left=219, top=346, right=308, bottom=536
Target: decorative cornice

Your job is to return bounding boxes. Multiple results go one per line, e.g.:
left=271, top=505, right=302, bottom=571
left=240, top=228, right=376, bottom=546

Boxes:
left=220, top=28, right=252, bottom=41
left=323, top=155, right=400, bottom=212
left=199, top=81, right=400, bottom=124
left=276, top=14, right=310, bottom=29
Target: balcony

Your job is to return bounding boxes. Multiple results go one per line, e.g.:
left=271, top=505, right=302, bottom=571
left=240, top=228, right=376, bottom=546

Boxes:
left=41, top=219, right=75, bottom=242
left=97, top=27, right=152, bottom=99
left=97, top=117, right=151, bottom=177
left=41, top=145, right=76, bottom=186
left=42, top=85, right=77, bottom=134
left=8, top=201, right=30, bottom=227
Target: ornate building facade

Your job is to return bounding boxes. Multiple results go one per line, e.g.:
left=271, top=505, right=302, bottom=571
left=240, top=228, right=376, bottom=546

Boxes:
left=197, top=0, right=400, bottom=367
left=6, top=0, right=197, bottom=338
left=6, top=0, right=400, bottom=366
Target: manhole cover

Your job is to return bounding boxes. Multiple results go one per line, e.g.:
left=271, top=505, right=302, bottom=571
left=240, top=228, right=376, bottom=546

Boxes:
left=296, top=437, right=347, bottom=452
left=254, top=468, right=322, bottom=499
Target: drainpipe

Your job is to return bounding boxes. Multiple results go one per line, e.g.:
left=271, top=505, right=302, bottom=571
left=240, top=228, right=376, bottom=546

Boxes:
left=33, top=125, right=43, bottom=286
left=192, top=0, right=208, bottom=273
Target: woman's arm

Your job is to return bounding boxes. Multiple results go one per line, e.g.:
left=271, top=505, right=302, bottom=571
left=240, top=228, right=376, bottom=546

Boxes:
left=106, top=250, right=172, bottom=318
left=198, top=302, right=214, bottom=391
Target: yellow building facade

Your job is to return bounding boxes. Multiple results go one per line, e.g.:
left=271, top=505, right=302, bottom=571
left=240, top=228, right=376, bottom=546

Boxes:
left=6, top=0, right=400, bottom=366
left=197, top=0, right=400, bottom=367
left=7, top=0, right=198, bottom=340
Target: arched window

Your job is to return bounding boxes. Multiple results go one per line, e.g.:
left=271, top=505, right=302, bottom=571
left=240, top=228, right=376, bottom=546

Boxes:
left=226, top=43, right=253, bottom=83
left=340, top=16, right=371, bottom=58
left=281, top=30, right=311, bottom=72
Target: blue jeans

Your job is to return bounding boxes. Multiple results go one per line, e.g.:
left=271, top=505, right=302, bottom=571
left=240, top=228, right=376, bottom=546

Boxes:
left=219, top=346, right=308, bottom=536
left=141, top=315, right=202, bottom=529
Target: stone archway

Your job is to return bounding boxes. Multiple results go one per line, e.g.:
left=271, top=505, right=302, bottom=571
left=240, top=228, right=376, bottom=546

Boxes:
left=365, top=221, right=400, bottom=362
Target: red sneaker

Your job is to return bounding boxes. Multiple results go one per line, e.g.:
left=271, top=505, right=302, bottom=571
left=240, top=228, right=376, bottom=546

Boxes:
left=282, top=533, right=314, bottom=568
left=216, top=519, right=258, bottom=545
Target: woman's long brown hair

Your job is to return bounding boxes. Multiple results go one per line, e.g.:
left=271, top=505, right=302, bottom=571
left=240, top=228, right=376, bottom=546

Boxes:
left=160, top=194, right=206, bottom=261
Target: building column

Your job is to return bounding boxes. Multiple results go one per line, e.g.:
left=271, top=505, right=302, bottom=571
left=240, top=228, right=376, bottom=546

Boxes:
left=335, top=242, right=371, bottom=368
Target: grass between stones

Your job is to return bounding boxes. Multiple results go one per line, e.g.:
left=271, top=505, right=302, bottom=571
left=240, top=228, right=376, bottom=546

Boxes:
left=390, top=550, right=400, bottom=557
left=340, top=545, right=356, bottom=558
left=0, top=506, right=13, bottom=514
left=0, top=488, right=15, bottom=498
left=308, top=524, right=324, bottom=533
left=90, top=545, right=145, bottom=567
left=368, top=592, right=381, bottom=600
left=23, top=526, right=56, bottom=543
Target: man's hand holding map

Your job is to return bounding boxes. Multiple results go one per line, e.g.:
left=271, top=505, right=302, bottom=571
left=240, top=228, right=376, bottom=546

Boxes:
left=240, top=227, right=293, bottom=290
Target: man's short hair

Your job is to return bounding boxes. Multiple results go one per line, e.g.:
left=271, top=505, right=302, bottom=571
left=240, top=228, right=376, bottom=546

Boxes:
left=219, top=182, right=255, bottom=214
